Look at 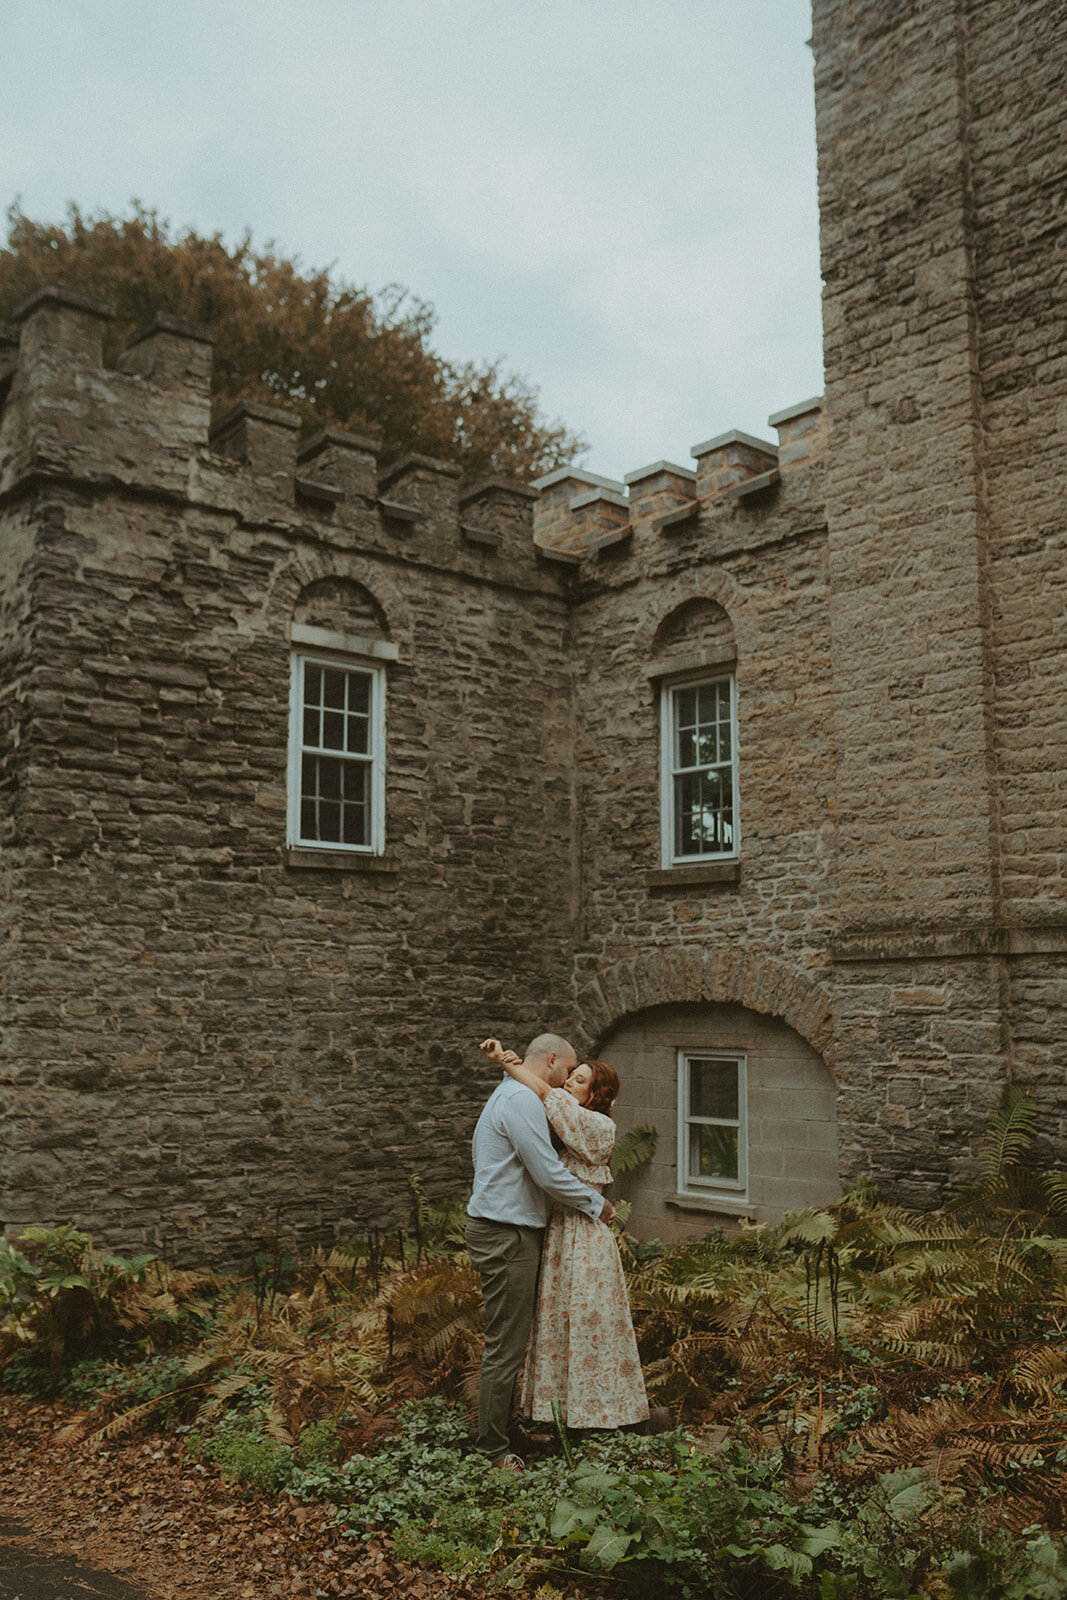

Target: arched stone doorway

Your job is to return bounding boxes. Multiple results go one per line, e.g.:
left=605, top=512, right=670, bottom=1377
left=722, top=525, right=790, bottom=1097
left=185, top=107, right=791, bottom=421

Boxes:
left=602, top=1001, right=839, bottom=1240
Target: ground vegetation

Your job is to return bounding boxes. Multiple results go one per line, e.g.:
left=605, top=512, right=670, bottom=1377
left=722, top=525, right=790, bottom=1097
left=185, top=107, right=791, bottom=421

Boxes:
left=2, top=1092, right=1066, bottom=1598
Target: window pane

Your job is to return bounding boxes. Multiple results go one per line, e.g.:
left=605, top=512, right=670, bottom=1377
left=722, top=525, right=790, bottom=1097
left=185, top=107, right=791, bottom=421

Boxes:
left=303, top=707, right=320, bottom=746
left=697, top=684, right=721, bottom=724
left=318, top=800, right=341, bottom=841
left=690, top=1058, right=739, bottom=1120
left=342, top=803, right=369, bottom=846
left=322, top=711, right=345, bottom=750
left=689, top=1124, right=739, bottom=1183
left=346, top=713, right=370, bottom=754
left=303, top=665, right=322, bottom=707
left=347, top=674, right=371, bottom=716
left=675, top=686, right=696, bottom=729
left=718, top=722, right=732, bottom=762
left=676, top=727, right=697, bottom=768
left=319, top=758, right=342, bottom=800
left=696, top=729, right=717, bottom=765
left=339, top=761, right=367, bottom=806
left=322, top=669, right=346, bottom=709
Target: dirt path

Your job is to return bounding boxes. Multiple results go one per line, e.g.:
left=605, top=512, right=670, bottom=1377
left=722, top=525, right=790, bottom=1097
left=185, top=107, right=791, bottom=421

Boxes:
left=0, top=1399, right=482, bottom=1600
left=0, top=1519, right=159, bottom=1600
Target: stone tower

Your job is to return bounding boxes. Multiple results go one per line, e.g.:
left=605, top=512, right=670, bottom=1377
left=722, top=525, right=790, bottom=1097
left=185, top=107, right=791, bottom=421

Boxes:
left=811, top=0, right=1067, bottom=1196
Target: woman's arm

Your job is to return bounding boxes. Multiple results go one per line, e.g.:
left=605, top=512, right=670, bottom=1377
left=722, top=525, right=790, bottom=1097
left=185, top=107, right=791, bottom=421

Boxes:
left=479, top=1037, right=550, bottom=1102
left=543, top=1090, right=616, bottom=1165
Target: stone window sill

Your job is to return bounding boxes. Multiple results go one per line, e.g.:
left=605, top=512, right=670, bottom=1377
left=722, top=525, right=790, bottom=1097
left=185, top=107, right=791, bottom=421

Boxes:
left=284, top=848, right=398, bottom=874
left=645, top=860, right=740, bottom=890
left=666, top=1193, right=754, bottom=1219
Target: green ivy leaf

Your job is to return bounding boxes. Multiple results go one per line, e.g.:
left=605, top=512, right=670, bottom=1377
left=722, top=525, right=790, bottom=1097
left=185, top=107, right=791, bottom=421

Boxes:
left=582, top=1522, right=634, bottom=1571
left=548, top=1499, right=600, bottom=1542
left=799, top=1522, right=842, bottom=1556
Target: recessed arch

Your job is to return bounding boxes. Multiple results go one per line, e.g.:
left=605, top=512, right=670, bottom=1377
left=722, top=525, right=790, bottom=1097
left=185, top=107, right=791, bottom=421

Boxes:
left=574, top=944, right=834, bottom=1069
left=266, top=549, right=414, bottom=650
left=652, top=596, right=735, bottom=659
left=602, top=998, right=839, bottom=1237
left=634, top=567, right=758, bottom=663
left=294, top=576, right=389, bottom=638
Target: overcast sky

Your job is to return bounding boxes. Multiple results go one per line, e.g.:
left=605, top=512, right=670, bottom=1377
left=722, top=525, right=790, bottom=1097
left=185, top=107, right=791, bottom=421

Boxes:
left=4, top=0, right=822, bottom=481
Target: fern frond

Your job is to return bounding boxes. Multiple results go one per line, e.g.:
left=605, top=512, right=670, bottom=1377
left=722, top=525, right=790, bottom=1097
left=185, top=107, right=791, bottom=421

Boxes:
left=977, top=1085, right=1037, bottom=1186
left=87, top=1391, right=176, bottom=1445
left=1040, top=1172, right=1067, bottom=1220
left=1011, top=1343, right=1067, bottom=1395
left=775, top=1209, right=838, bottom=1247
left=611, top=1123, right=659, bottom=1177
left=885, top=1338, right=973, bottom=1368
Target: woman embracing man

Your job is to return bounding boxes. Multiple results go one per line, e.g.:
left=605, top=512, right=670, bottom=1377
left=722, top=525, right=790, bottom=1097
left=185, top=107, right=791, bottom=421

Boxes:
left=465, top=1032, right=662, bottom=1471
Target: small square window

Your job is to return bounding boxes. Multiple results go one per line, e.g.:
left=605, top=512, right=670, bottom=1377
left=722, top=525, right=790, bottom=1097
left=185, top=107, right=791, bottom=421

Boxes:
left=287, top=654, right=385, bottom=854
left=660, top=673, right=738, bottom=866
left=677, top=1050, right=747, bottom=1196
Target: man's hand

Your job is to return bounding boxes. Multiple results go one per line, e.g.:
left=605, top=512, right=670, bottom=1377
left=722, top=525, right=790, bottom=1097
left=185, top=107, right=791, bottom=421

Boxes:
left=599, top=1198, right=617, bottom=1226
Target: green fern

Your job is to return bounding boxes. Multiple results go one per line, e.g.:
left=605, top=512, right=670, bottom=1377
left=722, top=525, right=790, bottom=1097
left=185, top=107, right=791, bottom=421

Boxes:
left=977, top=1085, right=1038, bottom=1185
left=611, top=1122, right=659, bottom=1177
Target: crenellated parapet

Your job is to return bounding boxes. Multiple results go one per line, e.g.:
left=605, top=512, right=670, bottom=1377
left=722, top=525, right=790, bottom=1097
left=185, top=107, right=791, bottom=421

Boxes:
left=0, top=281, right=828, bottom=588
left=0, top=284, right=563, bottom=590
left=532, top=396, right=826, bottom=560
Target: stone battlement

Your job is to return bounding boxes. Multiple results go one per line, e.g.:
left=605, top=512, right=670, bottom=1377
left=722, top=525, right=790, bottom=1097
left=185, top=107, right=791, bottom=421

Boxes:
left=0, top=284, right=556, bottom=593
left=0, top=282, right=826, bottom=575
left=531, top=400, right=825, bottom=558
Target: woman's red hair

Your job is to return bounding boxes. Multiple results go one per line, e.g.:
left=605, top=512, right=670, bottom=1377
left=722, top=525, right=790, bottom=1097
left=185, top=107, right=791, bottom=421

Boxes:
left=582, top=1058, right=620, bottom=1117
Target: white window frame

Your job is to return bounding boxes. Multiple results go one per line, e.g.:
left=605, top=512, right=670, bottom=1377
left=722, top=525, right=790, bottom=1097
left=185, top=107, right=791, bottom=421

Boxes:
left=659, top=671, right=739, bottom=868
left=287, top=651, right=386, bottom=855
left=676, top=1049, right=748, bottom=1198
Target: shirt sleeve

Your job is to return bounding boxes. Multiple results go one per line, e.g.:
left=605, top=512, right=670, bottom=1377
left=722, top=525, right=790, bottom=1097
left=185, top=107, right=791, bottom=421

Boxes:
left=502, top=1090, right=604, bottom=1219
left=544, top=1088, right=616, bottom=1166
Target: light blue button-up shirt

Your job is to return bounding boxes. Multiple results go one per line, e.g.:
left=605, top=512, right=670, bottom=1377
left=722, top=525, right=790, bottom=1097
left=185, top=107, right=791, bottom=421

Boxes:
left=467, top=1078, right=604, bottom=1227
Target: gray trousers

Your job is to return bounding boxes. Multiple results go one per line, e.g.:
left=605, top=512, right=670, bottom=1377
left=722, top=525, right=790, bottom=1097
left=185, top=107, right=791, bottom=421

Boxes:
left=465, top=1215, right=544, bottom=1461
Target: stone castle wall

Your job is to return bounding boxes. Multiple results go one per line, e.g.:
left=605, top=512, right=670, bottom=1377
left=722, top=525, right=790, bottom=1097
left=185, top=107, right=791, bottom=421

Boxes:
left=1, top=0, right=1064, bottom=1255
left=0, top=290, right=581, bottom=1258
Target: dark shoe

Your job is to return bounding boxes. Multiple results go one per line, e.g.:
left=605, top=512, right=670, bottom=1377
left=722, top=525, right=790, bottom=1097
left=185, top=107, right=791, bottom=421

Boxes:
left=510, top=1422, right=554, bottom=1453
left=634, top=1406, right=673, bottom=1435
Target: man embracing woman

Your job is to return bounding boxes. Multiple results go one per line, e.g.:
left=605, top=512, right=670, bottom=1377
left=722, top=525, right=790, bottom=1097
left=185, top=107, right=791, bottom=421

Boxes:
left=465, top=1032, right=659, bottom=1471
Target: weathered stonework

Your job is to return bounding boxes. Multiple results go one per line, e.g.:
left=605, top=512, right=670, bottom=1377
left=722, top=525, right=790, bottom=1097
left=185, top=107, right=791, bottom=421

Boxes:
left=0, top=0, right=1064, bottom=1255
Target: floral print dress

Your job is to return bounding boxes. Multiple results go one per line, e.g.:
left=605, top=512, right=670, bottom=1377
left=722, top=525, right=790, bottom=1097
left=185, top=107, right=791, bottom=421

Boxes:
left=521, top=1088, right=650, bottom=1428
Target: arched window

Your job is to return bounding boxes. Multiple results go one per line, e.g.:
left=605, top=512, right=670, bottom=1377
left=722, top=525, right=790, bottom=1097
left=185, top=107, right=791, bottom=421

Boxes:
left=652, top=599, right=739, bottom=867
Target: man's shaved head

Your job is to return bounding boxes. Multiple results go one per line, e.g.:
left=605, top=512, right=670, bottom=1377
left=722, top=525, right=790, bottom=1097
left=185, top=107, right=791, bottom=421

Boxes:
left=525, top=1032, right=574, bottom=1061
left=524, top=1033, right=579, bottom=1089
